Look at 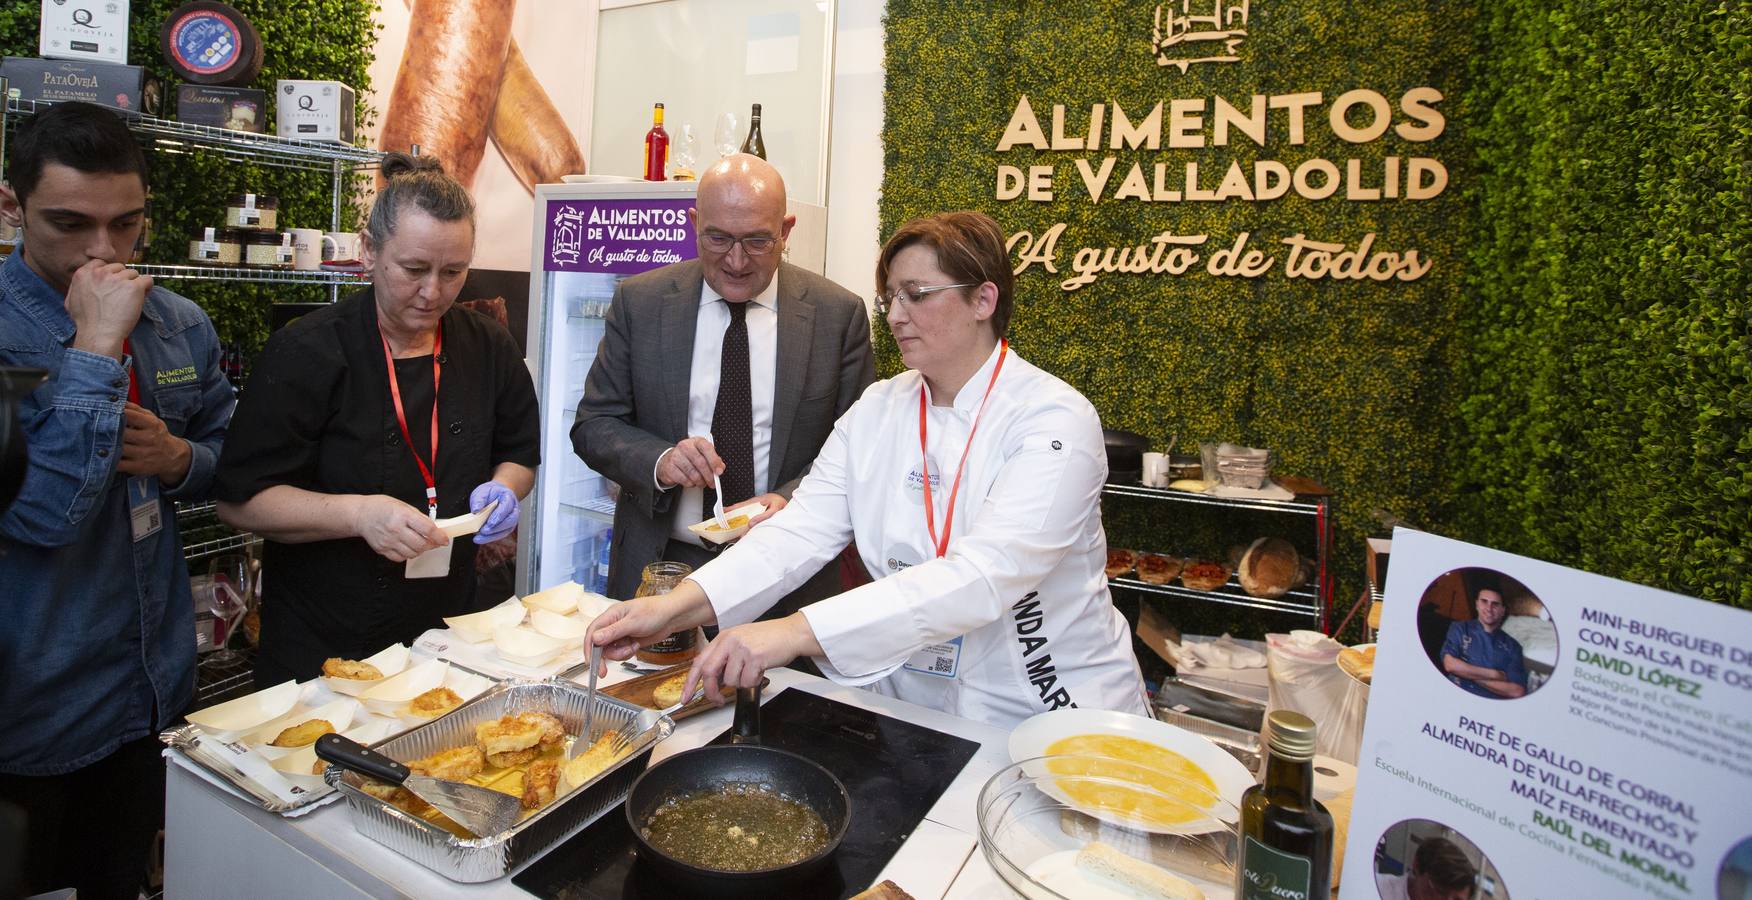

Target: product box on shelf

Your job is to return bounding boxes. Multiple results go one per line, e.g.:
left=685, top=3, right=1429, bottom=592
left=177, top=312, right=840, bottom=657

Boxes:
left=175, top=84, right=265, bottom=132
left=39, top=0, right=130, bottom=64
left=275, top=79, right=355, bottom=143
left=1, top=57, right=158, bottom=115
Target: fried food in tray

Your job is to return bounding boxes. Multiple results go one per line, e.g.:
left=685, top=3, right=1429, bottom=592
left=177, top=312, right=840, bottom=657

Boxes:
left=521, top=759, right=561, bottom=811
left=1134, top=553, right=1183, bottom=585
left=322, top=658, right=384, bottom=680
left=1179, top=560, right=1232, bottom=592
left=408, top=686, right=465, bottom=718
left=269, top=718, right=336, bottom=748
left=476, top=711, right=565, bottom=766
left=562, top=732, right=629, bottom=790
left=1104, top=548, right=1139, bottom=578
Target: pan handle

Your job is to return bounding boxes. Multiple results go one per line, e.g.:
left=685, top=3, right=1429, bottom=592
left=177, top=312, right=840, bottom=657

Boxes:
left=315, top=733, right=410, bottom=785
left=730, top=684, right=761, bottom=745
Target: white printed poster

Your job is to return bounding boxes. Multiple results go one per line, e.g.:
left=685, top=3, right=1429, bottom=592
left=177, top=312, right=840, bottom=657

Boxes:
left=1341, top=529, right=1752, bottom=900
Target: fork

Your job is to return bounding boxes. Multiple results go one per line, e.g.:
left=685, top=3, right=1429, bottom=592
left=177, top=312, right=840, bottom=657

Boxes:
left=710, top=470, right=729, bottom=528
left=569, top=642, right=603, bottom=763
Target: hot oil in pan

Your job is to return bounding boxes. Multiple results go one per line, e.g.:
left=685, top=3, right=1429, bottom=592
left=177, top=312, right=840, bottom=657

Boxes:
left=513, top=689, right=980, bottom=900
left=641, top=783, right=831, bottom=871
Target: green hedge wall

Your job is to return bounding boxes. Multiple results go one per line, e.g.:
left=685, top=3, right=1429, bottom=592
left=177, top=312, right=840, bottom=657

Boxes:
left=1451, top=2, right=1750, bottom=608
left=2, top=0, right=378, bottom=350
left=881, top=0, right=1477, bottom=631
left=882, top=1, right=1749, bottom=617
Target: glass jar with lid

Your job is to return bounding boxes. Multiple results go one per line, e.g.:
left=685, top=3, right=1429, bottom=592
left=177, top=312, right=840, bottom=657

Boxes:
left=633, top=560, right=699, bottom=666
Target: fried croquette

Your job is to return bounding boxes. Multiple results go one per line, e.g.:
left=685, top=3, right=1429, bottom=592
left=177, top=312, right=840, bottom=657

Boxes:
left=486, top=747, right=540, bottom=768
left=408, top=686, right=465, bottom=717
left=408, top=745, right=486, bottom=782
left=562, top=732, right=631, bottom=790
left=269, top=718, right=336, bottom=748
left=651, top=672, right=690, bottom=709
left=358, top=777, right=400, bottom=801
left=322, top=658, right=384, bottom=680
left=475, top=711, right=564, bottom=757
left=521, top=759, right=561, bottom=810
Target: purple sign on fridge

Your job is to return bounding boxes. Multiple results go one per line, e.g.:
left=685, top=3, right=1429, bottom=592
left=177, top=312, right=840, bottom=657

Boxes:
left=543, top=198, right=697, bottom=274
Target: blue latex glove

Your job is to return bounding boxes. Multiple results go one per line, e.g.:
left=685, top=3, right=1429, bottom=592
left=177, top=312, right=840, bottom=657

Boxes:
left=470, top=480, right=519, bottom=544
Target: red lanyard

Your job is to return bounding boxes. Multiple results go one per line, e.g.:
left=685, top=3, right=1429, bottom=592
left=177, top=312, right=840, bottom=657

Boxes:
left=381, top=325, right=443, bottom=517
left=919, top=339, right=1008, bottom=559
left=121, top=338, right=140, bottom=404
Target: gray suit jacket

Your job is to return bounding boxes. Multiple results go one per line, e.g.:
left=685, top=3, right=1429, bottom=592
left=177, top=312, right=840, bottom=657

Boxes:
left=571, top=259, right=876, bottom=601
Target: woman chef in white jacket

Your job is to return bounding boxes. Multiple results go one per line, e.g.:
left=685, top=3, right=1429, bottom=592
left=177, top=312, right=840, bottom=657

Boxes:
left=586, top=211, right=1147, bottom=729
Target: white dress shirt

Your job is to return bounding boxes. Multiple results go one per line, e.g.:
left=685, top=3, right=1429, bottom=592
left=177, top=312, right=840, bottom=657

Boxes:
left=689, top=343, right=1149, bottom=730
left=659, top=274, right=780, bottom=545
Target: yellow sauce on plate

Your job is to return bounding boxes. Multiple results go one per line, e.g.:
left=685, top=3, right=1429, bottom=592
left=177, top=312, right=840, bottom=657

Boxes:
left=1044, top=733, right=1218, bottom=828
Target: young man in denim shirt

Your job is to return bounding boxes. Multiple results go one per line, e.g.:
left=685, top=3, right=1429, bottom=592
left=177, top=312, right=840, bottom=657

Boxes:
left=0, top=102, right=233, bottom=898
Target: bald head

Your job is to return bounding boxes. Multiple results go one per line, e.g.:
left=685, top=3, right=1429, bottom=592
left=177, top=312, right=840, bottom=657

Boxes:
left=690, top=153, right=795, bottom=301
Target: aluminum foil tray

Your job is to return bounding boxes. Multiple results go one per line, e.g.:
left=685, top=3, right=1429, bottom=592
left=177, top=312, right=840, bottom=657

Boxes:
left=324, top=678, right=673, bottom=882
left=161, top=724, right=334, bottom=814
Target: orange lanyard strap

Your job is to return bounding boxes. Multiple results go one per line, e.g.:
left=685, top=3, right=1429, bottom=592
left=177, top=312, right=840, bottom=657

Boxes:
left=381, top=324, right=443, bottom=516
left=919, top=339, right=1008, bottom=559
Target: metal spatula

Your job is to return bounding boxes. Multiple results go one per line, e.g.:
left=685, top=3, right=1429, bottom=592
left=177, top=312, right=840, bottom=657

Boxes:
left=568, top=641, right=603, bottom=763
left=316, top=733, right=522, bottom=838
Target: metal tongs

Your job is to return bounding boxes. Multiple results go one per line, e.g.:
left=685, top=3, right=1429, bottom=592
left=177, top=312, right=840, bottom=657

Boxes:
left=568, top=642, right=604, bottom=763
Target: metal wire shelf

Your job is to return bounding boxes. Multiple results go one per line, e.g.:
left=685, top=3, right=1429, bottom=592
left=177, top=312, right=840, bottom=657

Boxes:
left=175, top=500, right=260, bottom=562
left=194, top=646, right=259, bottom=708
left=1102, top=481, right=1325, bottom=514
left=132, top=263, right=371, bottom=287
left=4, top=98, right=388, bottom=172
left=1108, top=576, right=1324, bottom=620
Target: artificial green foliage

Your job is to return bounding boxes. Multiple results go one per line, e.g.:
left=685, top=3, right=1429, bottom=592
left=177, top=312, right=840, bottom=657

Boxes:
left=1451, top=2, right=1751, bottom=608
left=3, top=0, right=379, bottom=349
left=881, top=0, right=1476, bottom=630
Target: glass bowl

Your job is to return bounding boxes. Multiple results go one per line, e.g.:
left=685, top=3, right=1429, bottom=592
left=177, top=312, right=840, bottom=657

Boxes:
left=978, top=755, right=1240, bottom=899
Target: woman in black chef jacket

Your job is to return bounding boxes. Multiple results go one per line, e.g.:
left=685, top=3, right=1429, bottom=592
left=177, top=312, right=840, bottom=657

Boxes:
left=215, top=153, right=540, bottom=686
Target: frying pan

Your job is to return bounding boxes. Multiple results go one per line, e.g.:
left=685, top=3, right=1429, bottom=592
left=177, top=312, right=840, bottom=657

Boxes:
left=624, top=684, right=851, bottom=898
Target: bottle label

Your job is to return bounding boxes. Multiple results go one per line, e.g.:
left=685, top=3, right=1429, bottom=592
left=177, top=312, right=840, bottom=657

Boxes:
left=1239, top=835, right=1313, bottom=900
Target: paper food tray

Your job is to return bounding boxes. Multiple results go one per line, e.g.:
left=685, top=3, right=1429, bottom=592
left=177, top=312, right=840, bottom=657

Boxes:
left=324, top=678, right=672, bottom=882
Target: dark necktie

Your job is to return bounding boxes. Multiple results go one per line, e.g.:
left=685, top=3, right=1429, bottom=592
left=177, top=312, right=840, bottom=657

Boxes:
left=709, top=300, right=755, bottom=511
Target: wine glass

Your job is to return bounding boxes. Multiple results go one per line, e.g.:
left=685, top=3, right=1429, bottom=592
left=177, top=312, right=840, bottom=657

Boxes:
left=671, top=124, right=699, bottom=181
left=712, top=112, right=740, bottom=159
left=204, top=552, right=254, bottom=666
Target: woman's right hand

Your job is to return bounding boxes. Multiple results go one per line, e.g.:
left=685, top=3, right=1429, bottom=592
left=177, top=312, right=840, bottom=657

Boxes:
left=585, top=582, right=715, bottom=675
left=351, top=495, right=448, bottom=562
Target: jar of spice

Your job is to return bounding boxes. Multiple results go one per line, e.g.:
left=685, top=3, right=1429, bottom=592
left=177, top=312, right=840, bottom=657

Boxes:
left=633, top=560, right=699, bottom=666
left=224, top=193, right=278, bottom=230
left=242, top=230, right=293, bottom=268
left=187, top=226, right=244, bottom=265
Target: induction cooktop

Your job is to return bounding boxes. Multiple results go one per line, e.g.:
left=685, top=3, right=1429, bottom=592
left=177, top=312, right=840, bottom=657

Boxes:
left=512, top=687, right=981, bottom=899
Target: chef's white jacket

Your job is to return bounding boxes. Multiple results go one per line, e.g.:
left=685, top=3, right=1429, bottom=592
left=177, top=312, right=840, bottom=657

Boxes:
left=690, top=343, right=1149, bottom=730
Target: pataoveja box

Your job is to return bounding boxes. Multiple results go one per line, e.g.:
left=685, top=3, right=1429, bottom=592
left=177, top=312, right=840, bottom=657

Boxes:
left=275, top=79, right=355, bottom=144
left=39, top=0, right=130, bottom=64
left=2, top=56, right=155, bottom=115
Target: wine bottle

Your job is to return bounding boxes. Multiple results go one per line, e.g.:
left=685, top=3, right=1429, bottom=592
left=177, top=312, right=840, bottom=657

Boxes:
left=1237, top=710, right=1334, bottom=900
left=739, top=103, right=766, bottom=159
left=643, top=102, right=669, bottom=181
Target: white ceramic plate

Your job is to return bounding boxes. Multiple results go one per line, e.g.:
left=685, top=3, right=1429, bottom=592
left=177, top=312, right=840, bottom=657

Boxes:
left=493, top=626, right=568, bottom=668
left=185, top=680, right=300, bottom=741
left=244, top=697, right=362, bottom=759
left=444, top=603, right=527, bottom=643
left=358, top=659, right=448, bottom=715
left=1009, top=708, right=1255, bottom=834
left=686, top=502, right=767, bottom=545
left=319, top=643, right=411, bottom=697
left=271, top=717, right=398, bottom=791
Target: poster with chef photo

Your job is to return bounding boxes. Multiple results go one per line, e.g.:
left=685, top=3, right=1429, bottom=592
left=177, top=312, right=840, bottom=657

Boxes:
left=1341, top=529, right=1752, bottom=900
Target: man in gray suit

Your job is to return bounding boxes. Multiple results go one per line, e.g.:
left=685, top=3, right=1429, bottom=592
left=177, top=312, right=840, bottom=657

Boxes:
left=572, top=155, right=875, bottom=619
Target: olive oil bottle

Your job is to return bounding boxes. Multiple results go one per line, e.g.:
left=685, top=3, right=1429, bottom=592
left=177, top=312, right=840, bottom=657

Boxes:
left=1237, top=710, right=1334, bottom=900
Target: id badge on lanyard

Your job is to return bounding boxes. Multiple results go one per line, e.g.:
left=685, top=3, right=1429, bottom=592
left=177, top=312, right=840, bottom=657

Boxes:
left=382, top=326, right=451, bottom=579
left=128, top=476, right=162, bottom=542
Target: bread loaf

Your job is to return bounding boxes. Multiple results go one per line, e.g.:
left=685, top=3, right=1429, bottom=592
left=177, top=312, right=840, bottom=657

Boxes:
left=1238, top=537, right=1300, bottom=599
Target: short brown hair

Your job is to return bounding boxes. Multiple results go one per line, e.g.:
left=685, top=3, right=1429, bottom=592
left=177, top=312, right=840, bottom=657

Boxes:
left=1412, top=837, right=1477, bottom=894
left=875, top=211, right=1015, bottom=338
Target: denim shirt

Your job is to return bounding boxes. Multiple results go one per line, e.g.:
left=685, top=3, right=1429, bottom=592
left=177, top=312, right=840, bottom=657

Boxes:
left=0, top=250, right=234, bottom=775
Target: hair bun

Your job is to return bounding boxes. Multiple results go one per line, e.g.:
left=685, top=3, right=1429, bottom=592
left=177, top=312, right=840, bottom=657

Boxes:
left=380, top=151, right=446, bottom=181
